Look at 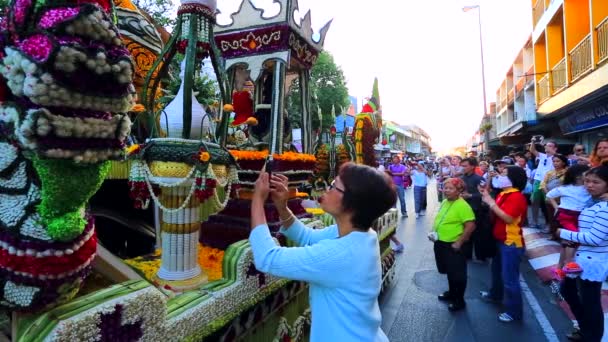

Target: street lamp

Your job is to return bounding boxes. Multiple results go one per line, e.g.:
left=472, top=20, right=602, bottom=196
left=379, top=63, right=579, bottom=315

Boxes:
left=463, top=5, right=488, bottom=148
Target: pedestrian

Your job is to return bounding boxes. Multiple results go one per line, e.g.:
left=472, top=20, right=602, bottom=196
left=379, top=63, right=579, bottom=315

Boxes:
left=546, top=164, right=590, bottom=269
left=479, top=161, right=489, bottom=180
left=557, top=165, right=608, bottom=342
left=249, top=163, right=394, bottom=341
left=430, top=178, right=476, bottom=312
left=568, top=143, right=590, bottom=166
left=589, top=138, right=608, bottom=167
left=490, top=157, right=512, bottom=198
left=540, top=154, right=568, bottom=236
left=437, top=157, right=454, bottom=202
left=530, top=139, right=558, bottom=229
left=479, top=166, right=528, bottom=323
left=452, top=156, right=464, bottom=177
left=412, top=162, right=430, bottom=218
left=387, top=155, right=408, bottom=217
left=515, top=153, right=534, bottom=226
left=461, top=157, right=495, bottom=262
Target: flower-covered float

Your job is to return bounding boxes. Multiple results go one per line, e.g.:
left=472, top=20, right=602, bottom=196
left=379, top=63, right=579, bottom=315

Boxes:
left=2, top=0, right=398, bottom=341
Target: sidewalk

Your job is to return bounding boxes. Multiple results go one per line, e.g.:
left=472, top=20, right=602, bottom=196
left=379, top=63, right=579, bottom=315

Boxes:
left=522, top=227, right=608, bottom=339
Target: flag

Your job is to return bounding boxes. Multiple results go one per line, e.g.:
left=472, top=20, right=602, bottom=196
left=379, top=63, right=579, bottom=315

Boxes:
left=462, top=5, right=479, bottom=12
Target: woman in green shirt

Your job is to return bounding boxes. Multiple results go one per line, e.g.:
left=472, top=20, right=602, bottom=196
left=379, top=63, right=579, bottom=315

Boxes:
left=431, top=177, right=476, bottom=311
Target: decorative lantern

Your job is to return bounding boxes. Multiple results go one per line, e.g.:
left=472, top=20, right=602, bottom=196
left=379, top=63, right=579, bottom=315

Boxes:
left=382, top=139, right=388, bottom=146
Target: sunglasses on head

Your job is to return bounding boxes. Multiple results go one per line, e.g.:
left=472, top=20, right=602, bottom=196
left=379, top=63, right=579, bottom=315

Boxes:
left=576, top=148, right=584, bottom=152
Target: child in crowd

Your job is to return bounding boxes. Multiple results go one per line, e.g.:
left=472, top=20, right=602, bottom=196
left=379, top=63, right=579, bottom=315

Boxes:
left=546, top=165, right=590, bottom=290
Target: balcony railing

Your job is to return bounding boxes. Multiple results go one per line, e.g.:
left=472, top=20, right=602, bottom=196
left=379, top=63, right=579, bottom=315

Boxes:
left=598, top=17, right=608, bottom=65
left=533, top=0, right=544, bottom=27
left=525, top=66, right=535, bottom=86
left=515, top=76, right=525, bottom=93
left=569, top=34, right=593, bottom=82
left=538, top=74, right=550, bottom=103
left=507, top=88, right=514, bottom=104
left=551, top=58, right=567, bottom=94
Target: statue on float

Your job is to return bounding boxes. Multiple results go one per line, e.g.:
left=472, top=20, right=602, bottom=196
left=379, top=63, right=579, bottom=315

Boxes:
left=354, top=77, right=383, bottom=167
left=0, top=0, right=134, bottom=311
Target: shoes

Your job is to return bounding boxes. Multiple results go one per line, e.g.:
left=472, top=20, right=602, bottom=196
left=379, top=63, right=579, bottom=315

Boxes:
left=566, top=328, right=582, bottom=341
left=420, top=211, right=426, bottom=216
left=479, top=291, right=501, bottom=304
left=498, top=312, right=516, bottom=322
left=437, top=291, right=452, bottom=302
left=549, top=280, right=564, bottom=301
left=415, top=213, right=420, bottom=218
left=541, top=226, right=551, bottom=234
left=448, top=301, right=466, bottom=312
left=392, top=243, right=405, bottom=253
left=402, top=212, right=408, bottom=217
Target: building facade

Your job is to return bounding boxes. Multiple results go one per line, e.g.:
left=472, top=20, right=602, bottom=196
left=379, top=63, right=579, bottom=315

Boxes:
left=532, top=0, right=608, bottom=150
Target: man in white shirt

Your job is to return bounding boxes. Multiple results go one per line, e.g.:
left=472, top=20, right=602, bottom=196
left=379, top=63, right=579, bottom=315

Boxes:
left=529, top=139, right=558, bottom=229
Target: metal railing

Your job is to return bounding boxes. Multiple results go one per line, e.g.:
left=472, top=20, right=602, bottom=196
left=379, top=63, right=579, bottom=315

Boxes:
left=538, top=74, right=550, bottom=103
left=551, top=58, right=567, bottom=94
left=569, top=34, right=593, bottom=82
left=598, top=17, right=608, bottom=65
left=533, top=0, right=544, bottom=27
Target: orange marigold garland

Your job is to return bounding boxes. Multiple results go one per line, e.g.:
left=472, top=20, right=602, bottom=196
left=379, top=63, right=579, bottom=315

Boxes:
left=124, top=245, right=225, bottom=282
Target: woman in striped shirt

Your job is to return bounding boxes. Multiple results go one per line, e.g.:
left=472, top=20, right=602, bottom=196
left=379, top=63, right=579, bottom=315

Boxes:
left=557, top=165, right=608, bottom=342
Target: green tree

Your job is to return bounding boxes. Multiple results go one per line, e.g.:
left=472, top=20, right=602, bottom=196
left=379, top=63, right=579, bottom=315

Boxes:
left=287, top=51, right=350, bottom=131
left=158, top=56, right=219, bottom=108
left=133, top=0, right=176, bottom=28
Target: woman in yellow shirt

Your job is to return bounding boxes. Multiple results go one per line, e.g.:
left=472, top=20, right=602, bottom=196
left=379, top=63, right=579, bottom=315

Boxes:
left=430, top=178, right=476, bottom=312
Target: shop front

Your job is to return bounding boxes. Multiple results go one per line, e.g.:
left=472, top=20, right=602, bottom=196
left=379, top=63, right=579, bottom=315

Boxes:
left=559, top=95, right=608, bottom=152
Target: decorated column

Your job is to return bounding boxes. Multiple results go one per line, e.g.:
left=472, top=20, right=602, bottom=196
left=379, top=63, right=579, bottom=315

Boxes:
left=269, top=61, right=287, bottom=155
left=156, top=182, right=207, bottom=288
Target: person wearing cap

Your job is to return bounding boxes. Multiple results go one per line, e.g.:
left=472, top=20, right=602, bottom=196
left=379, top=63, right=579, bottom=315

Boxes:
left=530, top=139, right=557, bottom=229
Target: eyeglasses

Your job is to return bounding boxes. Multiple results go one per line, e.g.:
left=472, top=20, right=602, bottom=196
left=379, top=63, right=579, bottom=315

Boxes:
left=327, top=180, right=345, bottom=193
left=575, top=149, right=584, bottom=152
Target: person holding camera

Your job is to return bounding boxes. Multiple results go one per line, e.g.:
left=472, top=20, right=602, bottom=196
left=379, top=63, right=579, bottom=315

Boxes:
left=249, top=163, right=395, bottom=341
left=529, top=137, right=557, bottom=229
left=479, top=166, right=528, bottom=323
left=430, top=178, right=476, bottom=312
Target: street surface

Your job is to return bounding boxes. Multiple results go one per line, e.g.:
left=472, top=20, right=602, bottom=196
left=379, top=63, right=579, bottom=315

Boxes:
left=380, top=180, right=575, bottom=342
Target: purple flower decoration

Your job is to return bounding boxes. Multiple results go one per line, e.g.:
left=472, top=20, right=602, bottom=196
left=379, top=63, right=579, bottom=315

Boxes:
left=13, top=0, right=32, bottom=27
left=39, top=7, right=80, bottom=30
left=18, top=34, right=53, bottom=62
left=98, top=304, right=143, bottom=342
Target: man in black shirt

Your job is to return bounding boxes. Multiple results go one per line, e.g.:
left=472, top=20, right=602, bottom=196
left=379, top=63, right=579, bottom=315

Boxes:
left=460, top=158, right=495, bottom=262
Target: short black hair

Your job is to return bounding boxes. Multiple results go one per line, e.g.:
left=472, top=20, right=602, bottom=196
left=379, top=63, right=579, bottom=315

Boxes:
left=563, top=164, right=590, bottom=185
left=505, top=165, right=527, bottom=191
left=461, top=157, right=478, bottom=166
left=552, top=154, right=569, bottom=167
left=339, top=163, right=397, bottom=231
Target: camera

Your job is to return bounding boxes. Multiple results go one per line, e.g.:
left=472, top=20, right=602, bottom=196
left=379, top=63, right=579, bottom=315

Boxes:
left=531, top=135, right=544, bottom=144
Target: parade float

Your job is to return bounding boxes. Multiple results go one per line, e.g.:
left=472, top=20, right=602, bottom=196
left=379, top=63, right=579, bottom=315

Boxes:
left=0, top=0, right=398, bottom=340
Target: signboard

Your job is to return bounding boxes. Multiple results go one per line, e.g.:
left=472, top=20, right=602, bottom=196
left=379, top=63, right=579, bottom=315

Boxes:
left=559, top=98, right=608, bottom=135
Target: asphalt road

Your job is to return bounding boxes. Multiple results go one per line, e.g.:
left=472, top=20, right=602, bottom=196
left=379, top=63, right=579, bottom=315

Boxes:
left=379, top=181, right=574, bottom=342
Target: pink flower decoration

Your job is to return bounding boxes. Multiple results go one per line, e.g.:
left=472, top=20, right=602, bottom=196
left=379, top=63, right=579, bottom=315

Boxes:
left=39, top=7, right=80, bottom=30
left=13, top=0, right=32, bottom=26
left=18, top=34, right=53, bottom=62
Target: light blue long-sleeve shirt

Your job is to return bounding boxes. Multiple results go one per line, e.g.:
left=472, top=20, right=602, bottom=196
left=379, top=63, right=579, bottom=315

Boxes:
left=249, top=220, right=389, bottom=342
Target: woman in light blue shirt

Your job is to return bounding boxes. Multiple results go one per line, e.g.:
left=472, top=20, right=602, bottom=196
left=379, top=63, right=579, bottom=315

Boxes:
left=249, top=163, right=396, bottom=341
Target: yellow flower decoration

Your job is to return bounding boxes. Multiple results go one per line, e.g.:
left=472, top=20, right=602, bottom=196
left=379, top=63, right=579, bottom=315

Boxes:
left=245, top=117, right=258, bottom=126
left=223, top=104, right=234, bottom=112
left=199, top=151, right=211, bottom=162
left=125, top=144, right=141, bottom=155
left=131, top=104, right=146, bottom=113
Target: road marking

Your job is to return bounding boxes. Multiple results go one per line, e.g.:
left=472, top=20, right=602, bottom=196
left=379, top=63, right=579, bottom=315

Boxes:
left=520, top=274, right=560, bottom=342
left=528, top=253, right=560, bottom=270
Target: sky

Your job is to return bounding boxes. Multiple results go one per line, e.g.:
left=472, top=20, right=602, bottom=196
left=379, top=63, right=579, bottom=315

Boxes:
left=172, top=0, right=532, bottom=152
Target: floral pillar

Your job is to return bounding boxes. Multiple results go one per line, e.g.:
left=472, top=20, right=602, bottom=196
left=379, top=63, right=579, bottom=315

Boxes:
left=156, top=183, right=207, bottom=289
